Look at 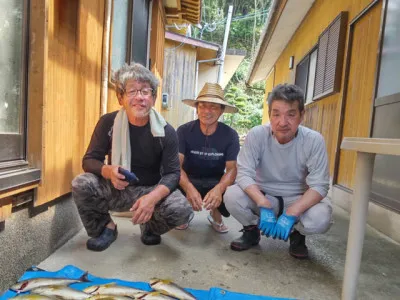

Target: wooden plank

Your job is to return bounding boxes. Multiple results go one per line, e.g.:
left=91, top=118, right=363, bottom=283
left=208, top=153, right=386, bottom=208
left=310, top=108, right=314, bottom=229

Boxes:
left=0, top=184, right=38, bottom=200
left=27, top=0, right=48, bottom=172
left=34, top=0, right=105, bottom=206
left=0, top=198, right=12, bottom=222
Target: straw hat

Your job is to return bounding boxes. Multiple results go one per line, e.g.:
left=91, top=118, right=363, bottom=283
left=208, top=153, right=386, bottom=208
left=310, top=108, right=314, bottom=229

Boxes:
left=182, top=83, right=238, bottom=113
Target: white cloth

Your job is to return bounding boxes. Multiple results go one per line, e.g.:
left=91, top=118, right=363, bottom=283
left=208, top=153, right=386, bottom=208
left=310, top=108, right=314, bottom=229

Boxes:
left=111, top=108, right=167, bottom=171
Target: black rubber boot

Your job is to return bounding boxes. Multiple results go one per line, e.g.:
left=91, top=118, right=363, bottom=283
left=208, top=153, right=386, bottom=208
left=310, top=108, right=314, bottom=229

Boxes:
left=140, top=224, right=161, bottom=246
left=289, top=230, right=309, bottom=259
left=230, top=225, right=260, bottom=251
left=86, top=226, right=118, bottom=251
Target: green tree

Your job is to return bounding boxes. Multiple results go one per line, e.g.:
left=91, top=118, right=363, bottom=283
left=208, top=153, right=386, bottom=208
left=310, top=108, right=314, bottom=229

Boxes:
left=193, top=0, right=271, bottom=133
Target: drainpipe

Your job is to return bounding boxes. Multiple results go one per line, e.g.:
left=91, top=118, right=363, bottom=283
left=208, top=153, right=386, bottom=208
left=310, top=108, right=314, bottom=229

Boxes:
left=101, top=0, right=112, bottom=116
left=217, top=5, right=233, bottom=85
left=195, top=58, right=221, bottom=97
left=194, top=58, right=220, bottom=119
left=146, top=0, right=153, bottom=69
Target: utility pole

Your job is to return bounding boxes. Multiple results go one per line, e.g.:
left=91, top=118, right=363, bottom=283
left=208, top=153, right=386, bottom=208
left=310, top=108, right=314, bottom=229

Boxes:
left=217, top=5, right=233, bottom=85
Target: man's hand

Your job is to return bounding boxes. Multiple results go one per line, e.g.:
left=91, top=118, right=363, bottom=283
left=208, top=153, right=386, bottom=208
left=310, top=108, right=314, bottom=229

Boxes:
left=271, top=213, right=297, bottom=241
left=130, top=195, right=156, bottom=224
left=203, top=185, right=223, bottom=210
left=102, top=165, right=129, bottom=190
left=258, top=207, right=277, bottom=237
left=186, top=185, right=203, bottom=211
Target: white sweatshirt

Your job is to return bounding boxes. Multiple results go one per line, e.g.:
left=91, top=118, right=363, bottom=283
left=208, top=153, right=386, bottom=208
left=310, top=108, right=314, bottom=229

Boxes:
left=236, top=124, right=330, bottom=198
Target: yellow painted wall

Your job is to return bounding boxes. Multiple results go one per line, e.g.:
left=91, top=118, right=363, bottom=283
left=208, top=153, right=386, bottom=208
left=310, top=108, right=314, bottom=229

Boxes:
left=270, top=0, right=382, bottom=177
left=262, top=67, right=275, bottom=124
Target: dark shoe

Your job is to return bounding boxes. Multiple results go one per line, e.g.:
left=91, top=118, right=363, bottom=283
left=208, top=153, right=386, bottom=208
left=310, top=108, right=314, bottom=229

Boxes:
left=230, top=225, right=260, bottom=251
left=217, top=202, right=230, bottom=218
left=140, top=224, right=161, bottom=245
left=87, top=226, right=118, bottom=251
left=289, top=230, right=309, bottom=259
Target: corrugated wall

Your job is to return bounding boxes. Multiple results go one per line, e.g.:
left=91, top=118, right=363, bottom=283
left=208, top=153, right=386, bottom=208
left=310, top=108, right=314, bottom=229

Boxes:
left=162, top=40, right=196, bottom=128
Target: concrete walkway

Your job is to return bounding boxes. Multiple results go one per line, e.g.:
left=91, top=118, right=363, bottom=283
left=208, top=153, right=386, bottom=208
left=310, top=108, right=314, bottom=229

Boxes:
left=38, top=206, right=400, bottom=300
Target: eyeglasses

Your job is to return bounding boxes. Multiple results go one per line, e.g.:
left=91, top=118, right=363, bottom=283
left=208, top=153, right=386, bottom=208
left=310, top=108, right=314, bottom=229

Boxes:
left=125, top=88, right=153, bottom=97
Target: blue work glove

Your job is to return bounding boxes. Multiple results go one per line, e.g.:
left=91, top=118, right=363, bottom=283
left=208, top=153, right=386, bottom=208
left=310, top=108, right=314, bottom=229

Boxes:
left=271, top=212, right=297, bottom=241
left=258, top=207, right=277, bottom=237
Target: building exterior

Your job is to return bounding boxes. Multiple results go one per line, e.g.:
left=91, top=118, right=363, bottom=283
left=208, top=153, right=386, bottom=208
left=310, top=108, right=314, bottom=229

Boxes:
left=247, top=0, right=400, bottom=242
left=162, top=31, right=246, bottom=128
left=0, top=0, right=201, bottom=290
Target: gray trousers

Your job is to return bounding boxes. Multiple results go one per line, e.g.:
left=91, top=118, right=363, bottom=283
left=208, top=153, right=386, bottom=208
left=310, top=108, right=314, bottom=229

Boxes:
left=72, top=173, right=193, bottom=237
left=224, top=184, right=333, bottom=235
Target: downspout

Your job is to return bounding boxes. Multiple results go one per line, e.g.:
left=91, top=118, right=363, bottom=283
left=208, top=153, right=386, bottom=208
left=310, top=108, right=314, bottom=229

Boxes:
left=195, top=58, right=221, bottom=97
left=146, top=0, right=153, bottom=69
left=194, top=57, right=220, bottom=119
left=101, top=0, right=112, bottom=116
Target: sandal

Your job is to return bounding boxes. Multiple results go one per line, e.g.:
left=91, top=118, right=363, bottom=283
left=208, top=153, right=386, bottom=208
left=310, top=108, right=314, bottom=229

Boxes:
left=207, top=214, right=229, bottom=233
left=175, top=212, right=194, bottom=230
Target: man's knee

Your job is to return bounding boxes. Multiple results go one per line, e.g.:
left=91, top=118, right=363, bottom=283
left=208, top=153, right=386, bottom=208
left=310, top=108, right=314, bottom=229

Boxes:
left=71, top=173, right=102, bottom=202
left=224, top=184, right=246, bottom=213
left=300, top=201, right=333, bottom=235
left=163, top=189, right=193, bottom=223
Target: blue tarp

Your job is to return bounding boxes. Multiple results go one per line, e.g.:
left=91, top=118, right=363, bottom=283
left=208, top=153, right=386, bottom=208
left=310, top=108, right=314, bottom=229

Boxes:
left=1, top=265, right=294, bottom=300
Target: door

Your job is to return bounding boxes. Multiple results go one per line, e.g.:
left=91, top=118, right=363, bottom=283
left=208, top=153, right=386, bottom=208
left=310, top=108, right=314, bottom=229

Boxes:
left=370, top=0, right=400, bottom=212
left=336, top=1, right=382, bottom=189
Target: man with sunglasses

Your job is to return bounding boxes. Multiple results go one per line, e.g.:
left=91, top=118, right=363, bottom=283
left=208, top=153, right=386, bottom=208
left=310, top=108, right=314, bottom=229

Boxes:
left=72, top=63, right=192, bottom=251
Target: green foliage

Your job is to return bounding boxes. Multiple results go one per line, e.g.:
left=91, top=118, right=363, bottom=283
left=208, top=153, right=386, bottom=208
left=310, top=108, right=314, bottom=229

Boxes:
left=193, top=0, right=271, bottom=133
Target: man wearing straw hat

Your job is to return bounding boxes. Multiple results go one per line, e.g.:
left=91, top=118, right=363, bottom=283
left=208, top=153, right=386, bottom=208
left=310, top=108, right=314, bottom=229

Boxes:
left=176, top=82, right=240, bottom=233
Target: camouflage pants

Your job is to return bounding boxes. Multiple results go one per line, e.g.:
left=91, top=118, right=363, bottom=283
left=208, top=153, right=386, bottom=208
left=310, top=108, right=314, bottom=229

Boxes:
left=72, top=173, right=193, bottom=237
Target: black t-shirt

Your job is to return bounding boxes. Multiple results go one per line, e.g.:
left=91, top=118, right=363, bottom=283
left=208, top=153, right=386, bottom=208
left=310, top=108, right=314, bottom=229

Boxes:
left=129, top=122, right=162, bottom=186
left=177, top=120, right=240, bottom=179
left=82, top=111, right=180, bottom=191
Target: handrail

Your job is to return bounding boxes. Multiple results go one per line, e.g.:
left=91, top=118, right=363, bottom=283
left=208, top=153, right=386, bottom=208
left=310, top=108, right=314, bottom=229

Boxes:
left=341, top=137, right=400, bottom=155
left=339, top=136, right=400, bottom=300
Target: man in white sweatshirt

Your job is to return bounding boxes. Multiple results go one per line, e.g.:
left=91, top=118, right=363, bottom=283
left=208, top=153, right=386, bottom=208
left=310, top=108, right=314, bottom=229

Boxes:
left=224, top=83, right=332, bottom=259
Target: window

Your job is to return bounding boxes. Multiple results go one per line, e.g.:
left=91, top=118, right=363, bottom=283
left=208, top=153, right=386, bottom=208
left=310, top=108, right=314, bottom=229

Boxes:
left=0, top=0, right=28, bottom=164
left=313, top=12, right=348, bottom=100
left=111, top=0, right=150, bottom=74
left=0, top=0, right=40, bottom=193
left=295, top=48, right=317, bottom=104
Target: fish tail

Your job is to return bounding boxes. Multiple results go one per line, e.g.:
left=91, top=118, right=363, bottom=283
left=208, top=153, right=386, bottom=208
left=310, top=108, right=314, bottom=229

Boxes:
left=79, top=271, right=91, bottom=282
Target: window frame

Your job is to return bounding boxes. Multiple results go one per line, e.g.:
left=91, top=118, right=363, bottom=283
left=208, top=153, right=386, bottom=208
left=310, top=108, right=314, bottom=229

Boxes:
left=0, top=0, right=41, bottom=194
left=0, top=0, right=29, bottom=165
left=295, top=45, right=318, bottom=105
left=109, top=0, right=151, bottom=86
left=312, top=11, right=348, bottom=101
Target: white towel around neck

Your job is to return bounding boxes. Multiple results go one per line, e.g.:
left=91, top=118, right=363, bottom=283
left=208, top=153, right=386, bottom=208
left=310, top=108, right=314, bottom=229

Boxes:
left=111, top=108, right=167, bottom=170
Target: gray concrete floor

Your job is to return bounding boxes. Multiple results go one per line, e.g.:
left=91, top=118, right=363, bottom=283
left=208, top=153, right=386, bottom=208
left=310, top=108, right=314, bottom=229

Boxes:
left=38, top=206, right=400, bottom=300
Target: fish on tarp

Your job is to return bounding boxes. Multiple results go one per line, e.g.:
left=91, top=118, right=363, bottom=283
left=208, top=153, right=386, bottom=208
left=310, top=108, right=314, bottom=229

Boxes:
left=87, top=295, right=135, bottom=300
left=84, top=283, right=147, bottom=296
left=10, top=272, right=90, bottom=293
left=134, top=292, right=176, bottom=300
left=9, top=294, right=57, bottom=299
left=31, top=285, right=90, bottom=300
left=149, top=279, right=196, bottom=300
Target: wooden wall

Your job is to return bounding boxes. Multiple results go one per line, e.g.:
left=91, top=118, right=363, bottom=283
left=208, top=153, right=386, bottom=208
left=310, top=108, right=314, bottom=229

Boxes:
left=271, top=0, right=382, bottom=180
left=28, top=0, right=105, bottom=206
left=150, top=0, right=166, bottom=113
left=262, top=67, right=275, bottom=124
left=162, top=40, right=196, bottom=128
left=337, top=1, right=382, bottom=188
